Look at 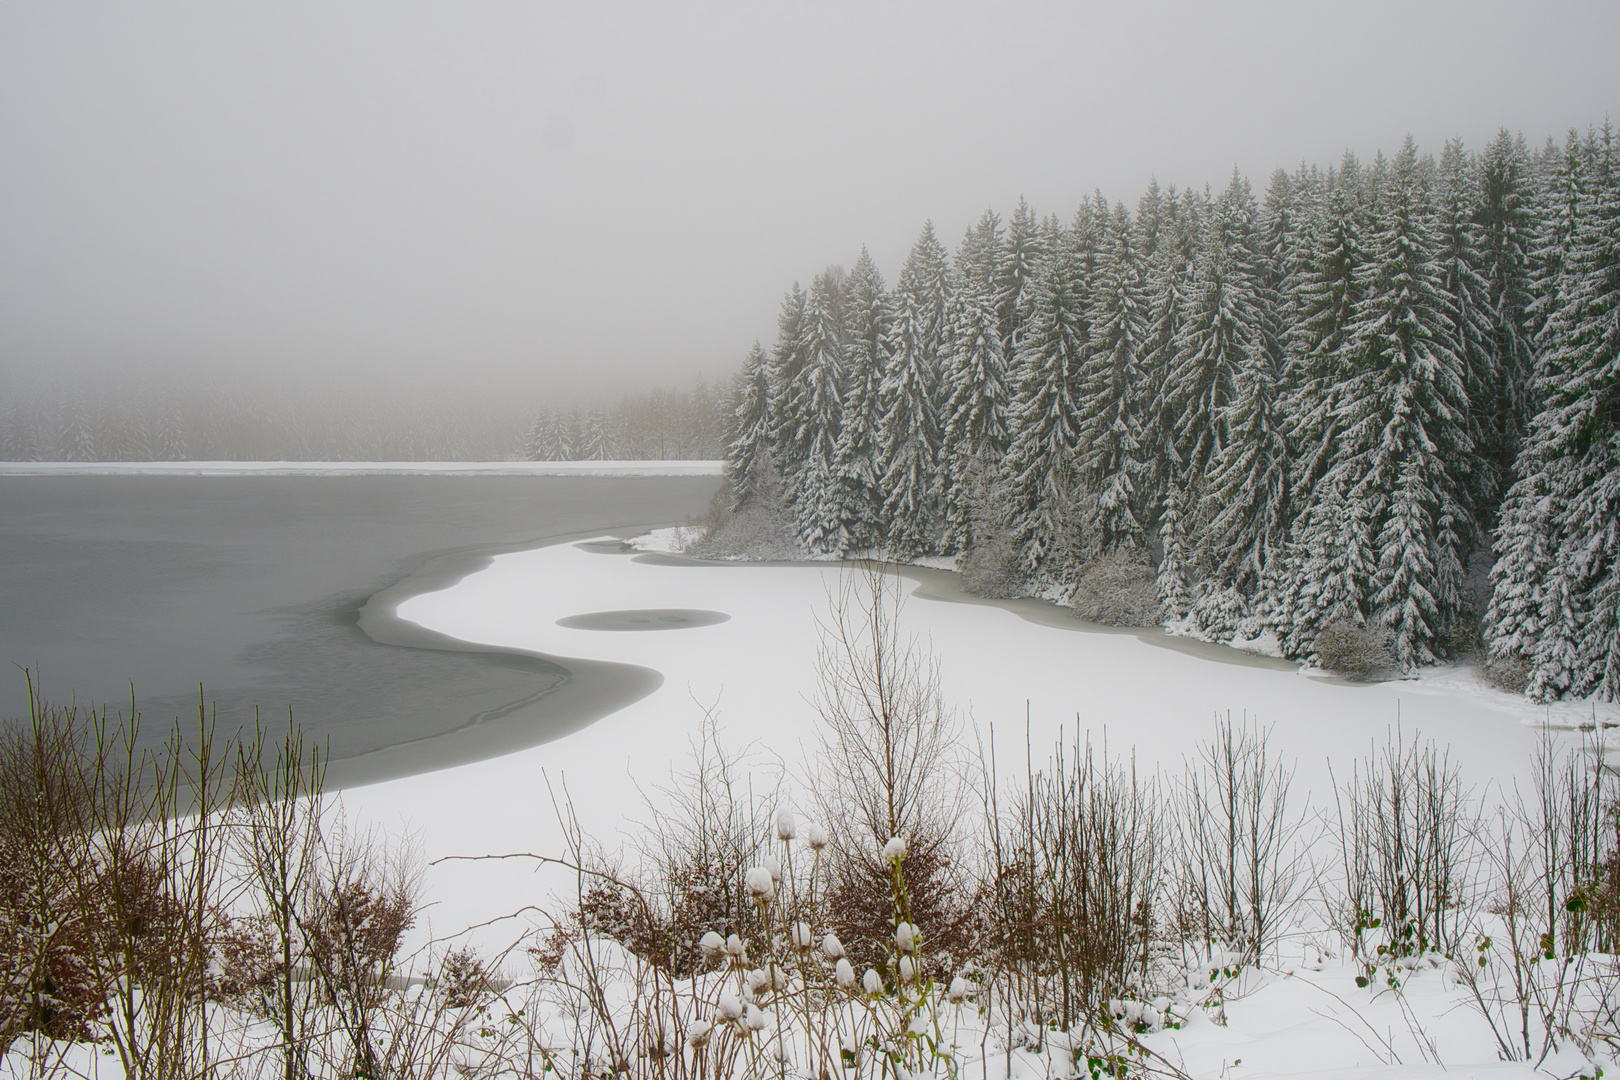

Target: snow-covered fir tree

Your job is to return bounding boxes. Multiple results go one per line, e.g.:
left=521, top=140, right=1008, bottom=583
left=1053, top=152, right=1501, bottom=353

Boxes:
left=1488, top=125, right=1620, bottom=700
left=831, top=249, right=891, bottom=549
left=727, top=342, right=774, bottom=506
left=1075, top=201, right=1151, bottom=553
left=878, top=224, right=951, bottom=559
left=734, top=121, right=1618, bottom=693
left=1002, top=236, right=1088, bottom=575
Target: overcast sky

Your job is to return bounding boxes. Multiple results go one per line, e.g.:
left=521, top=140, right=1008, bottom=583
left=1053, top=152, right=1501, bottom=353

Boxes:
left=1, top=1, right=1615, bottom=402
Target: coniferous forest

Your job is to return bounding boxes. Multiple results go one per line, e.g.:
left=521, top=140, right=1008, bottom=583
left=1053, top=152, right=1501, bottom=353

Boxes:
left=724, top=127, right=1620, bottom=703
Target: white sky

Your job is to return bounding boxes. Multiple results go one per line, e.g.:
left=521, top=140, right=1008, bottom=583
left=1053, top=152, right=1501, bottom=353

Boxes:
left=1, top=1, right=1615, bottom=401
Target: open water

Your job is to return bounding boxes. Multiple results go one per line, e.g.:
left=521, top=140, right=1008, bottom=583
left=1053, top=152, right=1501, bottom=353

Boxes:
left=0, top=474, right=720, bottom=785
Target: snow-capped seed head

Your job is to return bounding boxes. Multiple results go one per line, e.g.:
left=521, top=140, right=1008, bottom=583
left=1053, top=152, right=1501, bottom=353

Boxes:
left=947, top=976, right=968, bottom=1004
left=791, top=921, right=814, bottom=949
left=821, top=933, right=845, bottom=959
left=880, top=836, right=907, bottom=862
left=743, top=1004, right=768, bottom=1032
left=744, top=867, right=774, bottom=899
left=698, top=931, right=725, bottom=958
left=806, top=824, right=829, bottom=851
left=862, top=968, right=883, bottom=995
left=775, top=809, right=797, bottom=841
left=746, top=968, right=770, bottom=994
left=718, top=994, right=744, bottom=1022
left=686, top=1019, right=712, bottom=1048
left=769, top=964, right=790, bottom=991
left=898, top=955, right=917, bottom=982
left=835, top=957, right=856, bottom=988
left=724, top=933, right=746, bottom=957
left=894, top=922, right=918, bottom=953
left=762, top=855, right=782, bottom=884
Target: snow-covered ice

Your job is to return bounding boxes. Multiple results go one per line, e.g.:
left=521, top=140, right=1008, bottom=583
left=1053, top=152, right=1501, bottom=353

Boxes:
left=346, top=534, right=1581, bottom=948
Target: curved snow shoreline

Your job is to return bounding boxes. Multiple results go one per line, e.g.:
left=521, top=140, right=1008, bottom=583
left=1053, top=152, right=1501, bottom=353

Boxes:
left=327, top=534, right=664, bottom=789
left=337, top=534, right=1587, bottom=958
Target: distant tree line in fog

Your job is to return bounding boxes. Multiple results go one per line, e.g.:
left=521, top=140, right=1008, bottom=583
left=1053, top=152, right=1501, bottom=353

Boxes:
left=0, top=375, right=731, bottom=462
left=518, top=379, right=731, bottom=461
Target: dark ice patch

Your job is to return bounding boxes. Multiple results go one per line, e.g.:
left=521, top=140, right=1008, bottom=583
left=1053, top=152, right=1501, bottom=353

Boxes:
left=556, top=609, right=729, bottom=632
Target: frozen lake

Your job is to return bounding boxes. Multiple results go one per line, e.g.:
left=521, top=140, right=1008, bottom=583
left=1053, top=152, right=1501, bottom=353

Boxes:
left=0, top=473, right=721, bottom=784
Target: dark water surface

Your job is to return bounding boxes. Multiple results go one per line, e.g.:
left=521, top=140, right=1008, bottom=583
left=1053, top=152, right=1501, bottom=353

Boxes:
left=0, top=475, right=720, bottom=785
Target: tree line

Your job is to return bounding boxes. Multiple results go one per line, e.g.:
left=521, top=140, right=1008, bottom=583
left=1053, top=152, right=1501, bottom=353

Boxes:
left=725, top=125, right=1620, bottom=701
left=0, top=376, right=728, bottom=463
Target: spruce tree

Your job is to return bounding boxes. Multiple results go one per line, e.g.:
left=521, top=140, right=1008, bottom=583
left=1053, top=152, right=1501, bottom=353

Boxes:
left=1076, top=201, right=1151, bottom=552
left=1170, top=170, right=1263, bottom=488
left=879, top=223, right=951, bottom=558
left=1003, top=242, right=1087, bottom=574
left=1489, top=125, right=1620, bottom=700
left=832, top=248, right=891, bottom=549
left=1476, top=129, right=1539, bottom=496
left=1307, top=138, right=1473, bottom=667
left=788, top=268, right=852, bottom=554
left=727, top=342, right=775, bottom=507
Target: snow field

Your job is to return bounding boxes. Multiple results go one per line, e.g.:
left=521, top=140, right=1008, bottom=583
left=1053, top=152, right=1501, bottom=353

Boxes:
left=316, top=534, right=1612, bottom=1075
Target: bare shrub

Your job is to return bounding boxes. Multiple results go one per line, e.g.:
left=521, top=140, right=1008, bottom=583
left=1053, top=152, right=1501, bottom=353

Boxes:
left=687, top=498, right=801, bottom=561
left=959, top=531, right=1023, bottom=599
left=1458, top=732, right=1620, bottom=1064
left=1068, top=551, right=1163, bottom=627
left=957, top=455, right=1025, bottom=599
left=1313, top=618, right=1397, bottom=679
left=811, top=564, right=974, bottom=973
left=1170, top=714, right=1307, bottom=971
left=689, top=451, right=803, bottom=561
left=298, top=823, right=421, bottom=1076
left=1480, top=649, right=1533, bottom=694
left=1330, top=730, right=1477, bottom=990
left=982, top=736, right=1167, bottom=1037
left=0, top=694, right=103, bottom=1044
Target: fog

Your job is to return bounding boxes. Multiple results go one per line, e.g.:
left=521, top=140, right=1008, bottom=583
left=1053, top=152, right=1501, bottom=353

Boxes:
left=1, top=1, right=1615, bottom=403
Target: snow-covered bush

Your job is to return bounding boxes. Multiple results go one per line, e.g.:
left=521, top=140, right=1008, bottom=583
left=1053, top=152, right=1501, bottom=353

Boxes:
left=1068, top=551, right=1163, bottom=627
left=1312, top=618, right=1397, bottom=679
left=687, top=492, right=801, bottom=561
left=958, top=530, right=1022, bottom=599
left=1480, top=648, right=1533, bottom=694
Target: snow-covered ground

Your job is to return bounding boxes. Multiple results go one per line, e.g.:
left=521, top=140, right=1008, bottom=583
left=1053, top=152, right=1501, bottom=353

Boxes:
left=0, top=460, right=724, bottom=477
left=321, top=531, right=1620, bottom=1078
left=346, top=531, right=1600, bottom=933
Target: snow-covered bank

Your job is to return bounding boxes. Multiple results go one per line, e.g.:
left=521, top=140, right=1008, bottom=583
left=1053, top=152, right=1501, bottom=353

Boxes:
left=347, top=536, right=1569, bottom=942
left=0, top=460, right=724, bottom=477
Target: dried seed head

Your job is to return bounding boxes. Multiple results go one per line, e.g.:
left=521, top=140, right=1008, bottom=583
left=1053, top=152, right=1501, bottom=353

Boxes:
left=775, top=809, right=797, bottom=841
left=880, top=836, right=907, bottom=862
left=698, top=931, right=724, bottom=957
left=744, top=867, right=774, bottom=899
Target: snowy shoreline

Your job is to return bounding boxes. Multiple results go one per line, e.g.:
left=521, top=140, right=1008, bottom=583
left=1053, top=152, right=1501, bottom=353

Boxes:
left=0, top=459, right=725, bottom=477
left=340, top=532, right=1596, bottom=945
